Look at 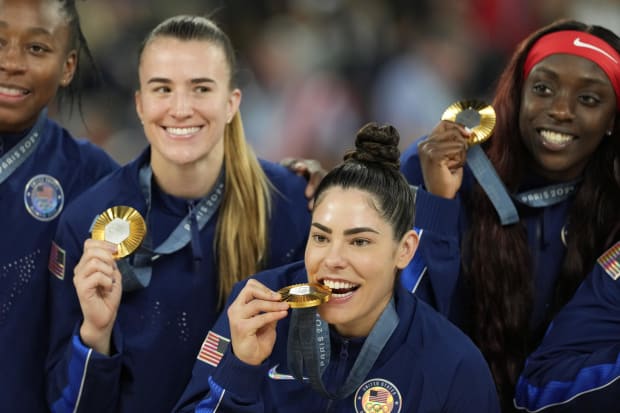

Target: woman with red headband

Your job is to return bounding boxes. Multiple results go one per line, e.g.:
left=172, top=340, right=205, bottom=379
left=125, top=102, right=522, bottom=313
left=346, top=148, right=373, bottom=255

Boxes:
left=399, top=19, right=620, bottom=410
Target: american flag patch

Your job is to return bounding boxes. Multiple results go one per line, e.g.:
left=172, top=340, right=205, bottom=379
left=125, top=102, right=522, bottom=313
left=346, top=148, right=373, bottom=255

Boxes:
left=48, top=241, right=66, bottom=280
left=197, top=331, right=230, bottom=367
left=369, top=389, right=389, bottom=403
left=598, top=241, right=620, bottom=280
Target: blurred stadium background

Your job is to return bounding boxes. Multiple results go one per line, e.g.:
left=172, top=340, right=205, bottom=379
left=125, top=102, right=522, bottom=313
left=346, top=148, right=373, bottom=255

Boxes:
left=55, top=0, right=620, bottom=168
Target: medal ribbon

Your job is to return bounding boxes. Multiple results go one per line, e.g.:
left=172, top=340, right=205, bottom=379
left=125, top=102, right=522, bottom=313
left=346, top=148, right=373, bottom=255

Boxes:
left=513, top=180, right=580, bottom=208
left=287, top=297, right=398, bottom=399
left=0, top=110, right=46, bottom=185
left=116, top=164, right=225, bottom=291
left=467, top=145, right=519, bottom=226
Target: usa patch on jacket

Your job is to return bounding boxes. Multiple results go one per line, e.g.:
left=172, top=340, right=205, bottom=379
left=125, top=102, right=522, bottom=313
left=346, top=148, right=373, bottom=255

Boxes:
left=598, top=241, right=620, bottom=280
left=197, top=331, right=230, bottom=367
left=48, top=241, right=66, bottom=280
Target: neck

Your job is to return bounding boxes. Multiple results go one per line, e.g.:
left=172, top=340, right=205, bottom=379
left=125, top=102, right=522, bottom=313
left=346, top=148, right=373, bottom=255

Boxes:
left=332, top=294, right=392, bottom=338
left=151, top=152, right=224, bottom=199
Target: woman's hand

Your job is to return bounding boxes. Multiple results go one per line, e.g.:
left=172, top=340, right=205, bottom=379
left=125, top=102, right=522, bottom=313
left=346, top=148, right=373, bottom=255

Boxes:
left=73, top=238, right=121, bottom=356
left=227, top=279, right=290, bottom=366
left=281, top=157, right=327, bottom=210
left=417, top=120, right=471, bottom=199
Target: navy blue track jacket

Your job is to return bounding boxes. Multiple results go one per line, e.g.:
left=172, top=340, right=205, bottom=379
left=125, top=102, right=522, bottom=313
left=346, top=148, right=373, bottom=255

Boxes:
left=45, top=149, right=311, bottom=413
left=174, top=261, right=501, bottom=413
left=0, top=116, right=117, bottom=412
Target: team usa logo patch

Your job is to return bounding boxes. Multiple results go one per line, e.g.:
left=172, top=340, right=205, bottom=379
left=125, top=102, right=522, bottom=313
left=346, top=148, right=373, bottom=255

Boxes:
left=197, top=330, right=230, bottom=367
left=354, top=378, right=402, bottom=413
left=24, top=174, right=64, bottom=221
left=597, top=241, right=620, bottom=280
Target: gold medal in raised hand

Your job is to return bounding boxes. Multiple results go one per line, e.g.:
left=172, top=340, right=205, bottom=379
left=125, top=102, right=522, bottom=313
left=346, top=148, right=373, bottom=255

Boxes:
left=91, top=206, right=146, bottom=259
left=441, top=100, right=496, bottom=145
left=278, top=283, right=331, bottom=309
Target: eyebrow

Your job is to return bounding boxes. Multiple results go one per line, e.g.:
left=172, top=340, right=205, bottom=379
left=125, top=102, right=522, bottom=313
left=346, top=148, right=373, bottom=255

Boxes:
left=146, top=77, right=216, bottom=85
left=311, top=222, right=379, bottom=236
left=0, top=21, right=53, bottom=37
left=533, top=66, right=611, bottom=86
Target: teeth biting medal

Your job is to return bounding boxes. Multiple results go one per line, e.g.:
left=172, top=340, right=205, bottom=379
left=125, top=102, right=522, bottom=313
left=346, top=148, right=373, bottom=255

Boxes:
left=278, top=283, right=331, bottom=308
left=91, top=206, right=147, bottom=259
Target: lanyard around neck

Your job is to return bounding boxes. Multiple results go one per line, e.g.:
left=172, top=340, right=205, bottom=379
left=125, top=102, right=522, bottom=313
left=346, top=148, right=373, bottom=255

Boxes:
left=0, top=110, right=46, bottom=185
left=287, top=297, right=399, bottom=400
left=115, top=163, right=225, bottom=291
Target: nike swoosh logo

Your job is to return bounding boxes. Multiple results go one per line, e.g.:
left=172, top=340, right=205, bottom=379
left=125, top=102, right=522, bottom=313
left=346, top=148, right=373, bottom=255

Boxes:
left=267, top=364, right=308, bottom=381
left=573, top=37, right=618, bottom=63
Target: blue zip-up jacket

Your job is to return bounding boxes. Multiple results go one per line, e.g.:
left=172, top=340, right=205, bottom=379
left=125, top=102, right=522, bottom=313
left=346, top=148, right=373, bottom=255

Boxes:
left=514, top=242, right=620, bottom=412
left=400, top=138, right=572, bottom=334
left=0, top=116, right=117, bottom=413
left=45, top=149, right=311, bottom=413
left=174, top=260, right=501, bottom=413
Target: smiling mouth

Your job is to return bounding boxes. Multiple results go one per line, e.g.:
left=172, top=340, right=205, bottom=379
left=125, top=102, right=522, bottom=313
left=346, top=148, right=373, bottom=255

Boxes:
left=164, top=126, right=201, bottom=136
left=320, top=279, right=360, bottom=297
left=0, top=85, right=30, bottom=97
left=539, top=129, right=575, bottom=145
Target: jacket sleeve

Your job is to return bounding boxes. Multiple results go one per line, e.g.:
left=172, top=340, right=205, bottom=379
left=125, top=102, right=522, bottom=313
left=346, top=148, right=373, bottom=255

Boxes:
left=173, top=282, right=269, bottom=413
left=46, top=211, right=124, bottom=413
left=400, top=140, right=465, bottom=318
left=514, top=255, right=620, bottom=412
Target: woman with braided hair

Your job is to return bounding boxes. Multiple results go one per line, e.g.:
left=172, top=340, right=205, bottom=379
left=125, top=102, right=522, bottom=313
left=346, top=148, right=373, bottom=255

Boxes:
left=0, top=0, right=118, bottom=411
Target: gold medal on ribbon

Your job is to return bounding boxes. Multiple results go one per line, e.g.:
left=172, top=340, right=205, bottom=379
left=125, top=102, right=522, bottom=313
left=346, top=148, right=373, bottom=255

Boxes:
left=441, top=100, right=496, bottom=145
left=91, top=206, right=147, bottom=259
left=278, top=283, right=331, bottom=309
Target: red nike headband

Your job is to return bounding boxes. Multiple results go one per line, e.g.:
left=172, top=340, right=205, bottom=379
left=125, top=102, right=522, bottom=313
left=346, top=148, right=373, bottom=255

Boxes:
left=523, top=30, right=620, bottom=110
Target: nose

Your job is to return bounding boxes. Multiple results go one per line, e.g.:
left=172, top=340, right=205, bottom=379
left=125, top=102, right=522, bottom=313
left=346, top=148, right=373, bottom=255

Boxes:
left=171, top=92, right=192, bottom=118
left=323, top=241, right=347, bottom=270
left=0, top=42, right=27, bottom=74
left=547, top=93, right=576, bottom=122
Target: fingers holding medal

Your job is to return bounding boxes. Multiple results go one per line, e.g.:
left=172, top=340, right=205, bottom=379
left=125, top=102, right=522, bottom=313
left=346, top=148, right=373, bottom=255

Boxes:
left=73, top=206, right=146, bottom=352
left=228, top=279, right=292, bottom=366
left=418, top=100, right=496, bottom=199
left=74, top=207, right=146, bottom=336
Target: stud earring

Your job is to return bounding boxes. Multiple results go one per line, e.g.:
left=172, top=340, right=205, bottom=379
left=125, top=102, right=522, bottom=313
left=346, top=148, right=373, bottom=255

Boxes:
left=606, top=130, right=613, bottom=136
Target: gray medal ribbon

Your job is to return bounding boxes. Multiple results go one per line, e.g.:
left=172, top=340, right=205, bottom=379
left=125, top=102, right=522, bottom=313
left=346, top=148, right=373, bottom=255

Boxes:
left=513, top=180, right=580, bottom=208
left=0, top=109, right=46, bottom=185
left=287, top=297, right=398, bottom=400
left=116, top=164, right=224, bottom=291
left=467, top=145, right=519, bottom=226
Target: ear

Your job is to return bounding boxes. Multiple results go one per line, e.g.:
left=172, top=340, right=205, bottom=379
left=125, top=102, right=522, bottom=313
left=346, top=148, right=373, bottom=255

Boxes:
left=59, top=50, right=78, bottom=87
left=226, top=88, right=241, bottom=124
left=395, top=229, right=419, bottom=270
left=134, top=90, right=144, bottom=124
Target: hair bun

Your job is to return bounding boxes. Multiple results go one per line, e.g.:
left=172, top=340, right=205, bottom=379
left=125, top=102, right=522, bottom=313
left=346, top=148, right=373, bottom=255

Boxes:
left=345, top=122, right=401, bottom=168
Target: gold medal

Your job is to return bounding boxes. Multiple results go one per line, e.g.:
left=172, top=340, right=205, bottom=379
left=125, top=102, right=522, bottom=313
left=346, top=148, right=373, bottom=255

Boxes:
left=91, top=206, right=146, bottom=259
left=441, top=100, right=496, bottom=145
left=278, top=283, right=331, bottom=309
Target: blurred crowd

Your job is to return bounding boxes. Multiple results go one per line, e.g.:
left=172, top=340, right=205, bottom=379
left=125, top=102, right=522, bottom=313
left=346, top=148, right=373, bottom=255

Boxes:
left=55, top=0, right=620, bottom=168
